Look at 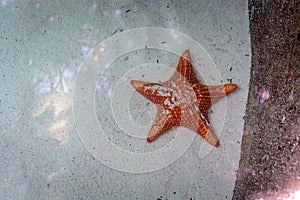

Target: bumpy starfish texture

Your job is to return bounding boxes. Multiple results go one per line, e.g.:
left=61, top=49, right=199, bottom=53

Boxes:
left=130, top=50, right=238, bottom=147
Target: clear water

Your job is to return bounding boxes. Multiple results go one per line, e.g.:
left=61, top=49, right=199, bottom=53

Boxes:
left=0, top=1, right=250, bottom=199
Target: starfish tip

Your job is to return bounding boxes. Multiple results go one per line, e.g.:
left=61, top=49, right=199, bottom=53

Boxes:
left=214, top=141, right=220, bottom=147
left=182, top=49, right=191, bottom=61
left=232, top=84, right=238, bottom=90
left=130, top=80, right=142, bottom=89
left=147, top=136, right=155, bottom=143
left=224, top=83, right=238, bottom=94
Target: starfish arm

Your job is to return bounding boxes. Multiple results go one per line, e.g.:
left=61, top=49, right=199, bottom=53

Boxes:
left=171, top=49, right=199, bottom=85
left=201, top=126, right=219, bottom=147
left=196, top=112, right=219, bottom=147
left=147, top=106, right=181, bottom=142
left=194, top=83, right=238, bottom=105
left=206, top=84, right=238, bottom=104
left=181, top=106, right=219, bottom=147
left=130, top=80, right=173, bottom=105
left=193, top=84, right=212, bottom=111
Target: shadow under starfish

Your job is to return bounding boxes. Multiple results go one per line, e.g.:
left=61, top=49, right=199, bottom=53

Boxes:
left=131, top=49, right=238, bottom=147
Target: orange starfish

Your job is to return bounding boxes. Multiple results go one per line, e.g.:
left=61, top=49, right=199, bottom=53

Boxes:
left=130, top=50, right=238, bottom=147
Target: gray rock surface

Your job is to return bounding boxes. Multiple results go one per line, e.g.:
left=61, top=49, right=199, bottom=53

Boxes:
left=233, top=1, right=300, bottom=199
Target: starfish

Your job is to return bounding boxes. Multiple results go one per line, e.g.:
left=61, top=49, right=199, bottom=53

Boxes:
left=130, top=50, right=238, bottom=147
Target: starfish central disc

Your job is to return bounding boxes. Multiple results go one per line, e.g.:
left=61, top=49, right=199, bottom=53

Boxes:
left=130, top=50, right=238, bottom=147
